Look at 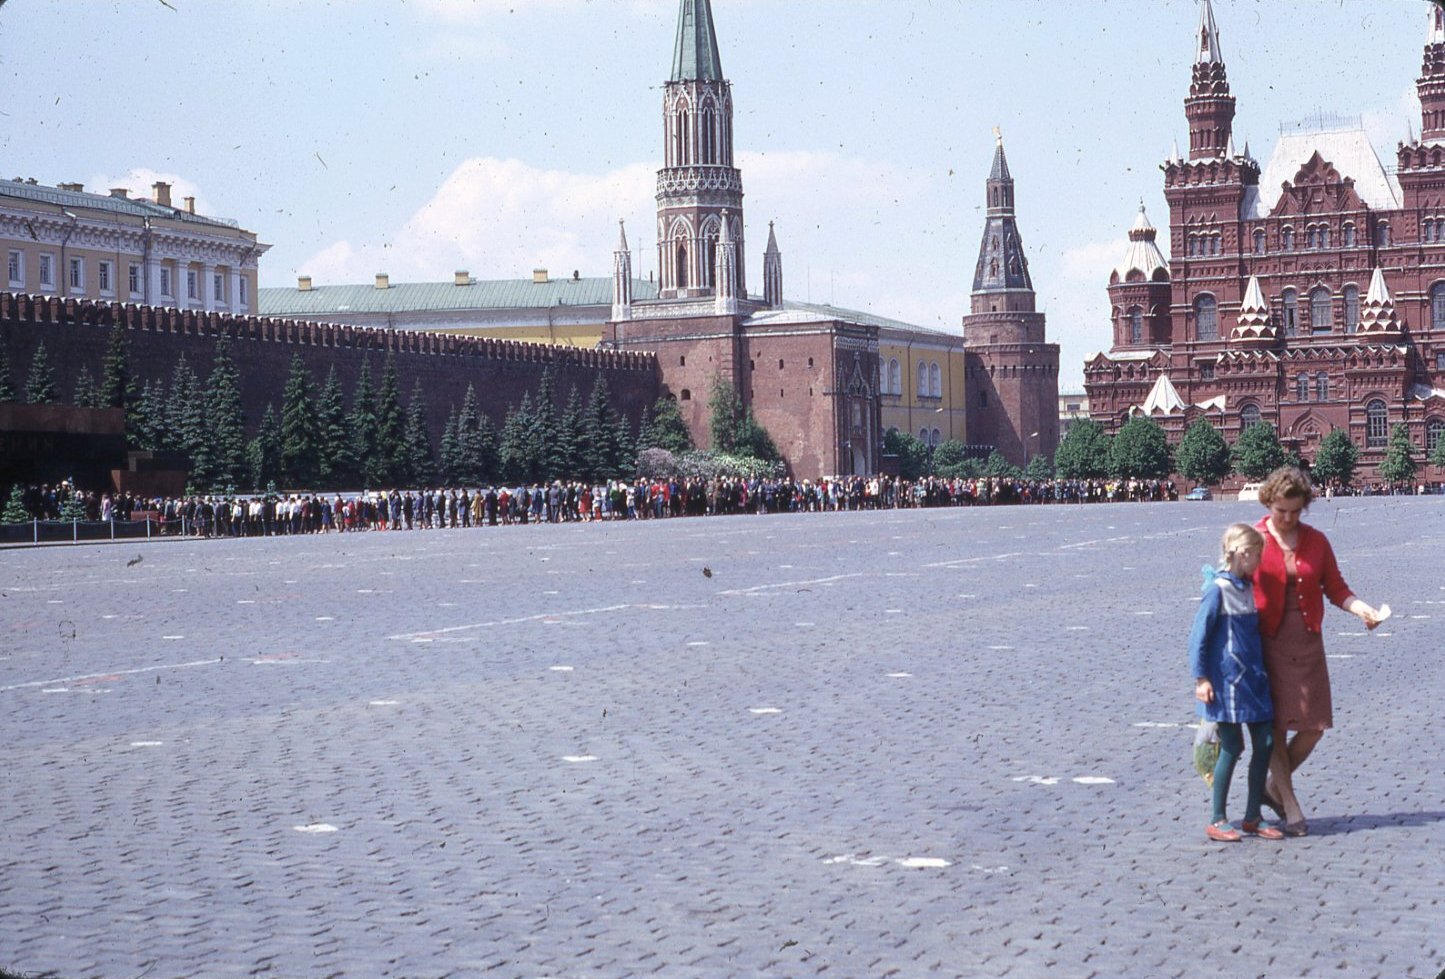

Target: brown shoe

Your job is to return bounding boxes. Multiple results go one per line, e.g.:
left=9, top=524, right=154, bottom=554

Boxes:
left=1206, top=821, right=1242, bottom=842
left=1241, top=820, right=1285, bottom=840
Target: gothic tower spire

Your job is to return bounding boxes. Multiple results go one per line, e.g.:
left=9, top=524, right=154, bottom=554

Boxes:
left=657, top=0, right=745, bottom=301
left=1185, top=0, right=1236, bottom=159
left=971, top=129, right=1034, bottom=314
left=763, top=221, right=783, bottom=309
left=612, top=219, right=633, bottom=322
left=1418, top=2, right=1445, bottom=141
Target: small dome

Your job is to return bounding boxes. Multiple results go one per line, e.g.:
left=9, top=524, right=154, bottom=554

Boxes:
left=1113, top=204, right=1170, bottom=282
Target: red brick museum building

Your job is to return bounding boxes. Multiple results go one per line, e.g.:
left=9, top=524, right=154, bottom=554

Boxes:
left=1084, top=1, right=1445, bottom=482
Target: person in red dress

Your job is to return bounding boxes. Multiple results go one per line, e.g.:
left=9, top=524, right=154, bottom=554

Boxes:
left=1251, top=467, right=1383, bottom=836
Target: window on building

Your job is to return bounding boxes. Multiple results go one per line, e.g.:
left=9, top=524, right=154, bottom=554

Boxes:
left=186, top=269, right=198, bottom=300
left=213, top=273, right=225, bottom=303
left=1378, top=223, right=1391, bottom=247
left=1428, top=417, right=1444, bottom=454
left=1343, top=284, right=1360, bottom=333
left=1282, top=288, right=1298, bottom=336
left=1306, top=226, right=1319, bottom=249
left=919, top=427, right=929, bottom=442
left=159, top=267, right=172, bottom=298
left=1195, top=294, right=1218, bottom=341
left=1296, top=374, right=1310, bottom=401
left=929, top=362, right=942, bottom=398
left=68, top=257, right=84, bottom=291
left=1128, top=307, right=1143, bottom=344
left=1431, top=282, right=1445, bottom=331
left=674, top=241, right=687, bottom=289
left=238, top=278, right=248, bottom=307
left=888, top=358, right=901, bottom=395
left=931, top=428, right=942, bottom=447
left=1241, top=403, right=1262, bottom=430
left=98, top=261, right=112, bottom=294
left=1315, top=372, right=1329, bottom=401
left=38, top=254, right=54, bottom=289
left=1343, top=223, right=1356, bottom=247
left=128, top=264, right=141, bottom=297
left=1310, top=287, right=1332, bottom=333
left=917, top=362, right=928, bottom=398
left=1199, top=362, right=1215, bottom=380
left=1252, top=229, right=1265, bottom=254
left=7, top=250, right=21, bottom=287
left=1366, top=398, right=1388, bottom=448
left=1209, top=235, right=1221, bottom=256
left=1282, top=227, right=1295, bottom=250
left=1437, top=352, right=1445, bottom=371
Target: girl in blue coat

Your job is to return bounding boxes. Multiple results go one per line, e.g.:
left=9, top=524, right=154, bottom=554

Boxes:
left=1190, top=523, right=1284, bottom=842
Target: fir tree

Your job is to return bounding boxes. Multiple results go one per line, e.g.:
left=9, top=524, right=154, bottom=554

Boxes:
left=582, top=377, right=619, bottom=482
left=167, top=354, right=209, bottom=487
left=205, top=339, right=247, bottom=489
left=531, top=366, right=562, bottom=477
left=643, top=395, right=694, bottom=454
left=475, top=409, right=499, bottom=484
left=707, top=373, right=742, bottom=453
left=247, top=403, right=283, bottom=491
left=280, top=354, right=319, bottom=487
left=72, top=366, right=99, bottom=409
left=348, top=360, right=379, bottom=487
left=99, top=325, right=140, bottom=432
left=314, top=364, right=352, bottom=488
left=2, top=484, right=31, bottom=523
left=133, top=378, right=167, bottom=451
left=375, top=356, right=406, bottom=485
left=0, top=341, right=15, bottom=402
left=402, top=377, right=433, bottom=486
left=25, top=341, right=58, bottom=404
left=454, top=384, right=484, bottom=483
left=498, top=397, right=532, bottom=484
left=555, top=385, right=585, bottom=479
left=439, top=409, right=461, bottom=485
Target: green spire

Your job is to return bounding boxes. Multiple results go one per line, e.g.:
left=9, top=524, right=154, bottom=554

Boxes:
left=671, top=0, right=724, bottom=82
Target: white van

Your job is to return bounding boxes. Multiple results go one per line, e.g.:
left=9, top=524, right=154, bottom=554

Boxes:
left=1237, top=482, right=1263, bottom=502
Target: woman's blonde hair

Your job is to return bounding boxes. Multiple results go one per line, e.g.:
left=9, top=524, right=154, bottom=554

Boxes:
left=1221, top=522, right=1264, bottom=566
left=1257, top=465, right=1314, bottom=508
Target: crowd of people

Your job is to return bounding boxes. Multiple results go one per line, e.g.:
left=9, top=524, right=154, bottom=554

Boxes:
left=7, top=475, right=1194, bottom=537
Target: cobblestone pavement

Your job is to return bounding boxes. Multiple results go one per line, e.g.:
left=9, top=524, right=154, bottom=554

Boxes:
left=1, top=497, right=1441, bottom=979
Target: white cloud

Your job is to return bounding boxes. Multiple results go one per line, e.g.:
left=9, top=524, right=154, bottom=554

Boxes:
left=85, top=168, right=211, bottom=213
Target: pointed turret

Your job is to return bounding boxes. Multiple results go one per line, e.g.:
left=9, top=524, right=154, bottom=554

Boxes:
left=1418, top=3, right=1445, bottom=141
left=972, top=131, right=1034, bottom=311
left=671, top=0, right=724, bottom=82
left=1359, top=267, right=1401, bottom=334
left=713, top=210, right=739, bottom=314
left=657, top=0, right=745, bottom=300
left=1107, top=204, right=1172, bottom=349
left=1113, top=203, right=1170, bottom=282
left=763, top=221, right=783, bottom=309
left=612, top=219, right=633, bottom=322
left=1185, top=0, right=1236, bottom=160
left=1231, top=274, right=1273, bottom=342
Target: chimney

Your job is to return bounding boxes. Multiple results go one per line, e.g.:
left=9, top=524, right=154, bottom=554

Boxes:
left=454, top=270, right=471, bottom=286
left=532, top=268, right=549, bottom=284
left=57, top=182, right=84, bottom=192
left=152, top=181, right=172, bottom=207
left=109, top=187, right=130, bottom=199
left=375, top=273, right=390, bottom=290
left=183, top=196, right=196, bottom=214
left=297, top=275, right=313, bottom=292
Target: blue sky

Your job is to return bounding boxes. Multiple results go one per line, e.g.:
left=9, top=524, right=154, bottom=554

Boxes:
left=0, top=0, right=1430, bottom=389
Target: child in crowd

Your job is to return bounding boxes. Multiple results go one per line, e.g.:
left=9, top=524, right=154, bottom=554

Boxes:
left=1189, top=523, right=1284, bottom=842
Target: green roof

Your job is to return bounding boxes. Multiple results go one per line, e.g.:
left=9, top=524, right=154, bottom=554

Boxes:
left=0, top=178, right=242, bottom=230
left=259, top=276, right=660, bottom=316
left=671, top=0, right=724, bottom=82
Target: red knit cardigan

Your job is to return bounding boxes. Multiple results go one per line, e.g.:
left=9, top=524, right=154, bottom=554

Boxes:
left=1251, top=516, right=1354, bottom=637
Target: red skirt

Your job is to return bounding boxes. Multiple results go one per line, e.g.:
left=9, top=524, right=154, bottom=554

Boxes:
left=1262, top=578, right=1332, bottom=732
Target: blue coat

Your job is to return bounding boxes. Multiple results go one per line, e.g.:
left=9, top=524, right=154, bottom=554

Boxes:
left=1189, top=566, right=1274, bottom=724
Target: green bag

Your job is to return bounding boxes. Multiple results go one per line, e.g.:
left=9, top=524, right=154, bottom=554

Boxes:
left=1193, top=722, right=1219, bottom=784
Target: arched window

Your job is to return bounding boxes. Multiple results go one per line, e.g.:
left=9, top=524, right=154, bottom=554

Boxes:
left=1296, top=374, right=1310, bottom=402
left=1253, top=229, right=1266, bottom=254
left=1128, top=306, right=1143, bottom=344
left=702, top=228, right=718, bottom=288
left=1343, top=284, right=1360, bottom=333
left=1377, top=222, right=1391, bottom=247
left=674, top=241, right=688, bottom=289
left=1306, top=226, right=1319, bottom=249
left=1315, top=372, right=1329, bottom=402
left=1427, top=417, right=1445, bottom=454
left=917, top=362, right=928, bottom=398
left=1241, top=403, right=1262, bottom=430
left=929, top=362, right=942, bottom=398
left=888, top=358, right=901, bottom=395
left=931, top=428, right=942, bottom=447
left=1194, top=294, right=1218, bottom=341
left=1282, top=227, right=1295, bottom=250
left=919, top=427, right=929, bottom=442
left=1366, top=398, right=1388, bottom=448
left=1320, top=226, right=1331, bottom=248
left=701, top=105, right=716, bottom=164
left=1282, top=288, right=1298, bottom=336
left=1431, top=282, right=1445, bottom=330
left=1343, top=223, right=1356, bottom=247
left=1310, top=287, right=1332, bottom=333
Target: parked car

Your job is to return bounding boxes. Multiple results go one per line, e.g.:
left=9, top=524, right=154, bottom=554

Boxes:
left=1237, top=482, right=1263, bottom=502
left=1185, top=486, right=1212, bottom=501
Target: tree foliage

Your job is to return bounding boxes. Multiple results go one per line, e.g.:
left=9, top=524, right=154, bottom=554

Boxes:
left=25, top=341, right=58, bottom=404
left=205, top=339, right=247, bottom=490
left=1231, top=422, right=1288, bottom=480
left=1054, top=419, right=1112, bottom=480
left=883, top=429, right=931, bottom=480
left=1108, top=415, right=1173, bottom=479
left=1311, top=428, right=1359, bottom=489
left=0, top=342, right=15, bottom=402
left=1175, top=418, right=1231, bottom=486
left=280, top=354, right=319, bottom=487
left=1378, top=423, right=1417, bottom=488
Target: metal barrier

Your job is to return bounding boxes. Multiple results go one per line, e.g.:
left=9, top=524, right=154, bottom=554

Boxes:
left=0, top=517, right=180, bottom=546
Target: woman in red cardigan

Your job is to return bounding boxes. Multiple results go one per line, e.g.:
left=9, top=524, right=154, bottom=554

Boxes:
left=1252, top=467, right=1383, bottom=836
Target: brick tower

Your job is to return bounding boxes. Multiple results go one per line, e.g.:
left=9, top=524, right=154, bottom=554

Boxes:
left=962, top=132, right=1059, bottom=466
left=656, top=0, right=745, bottom=302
